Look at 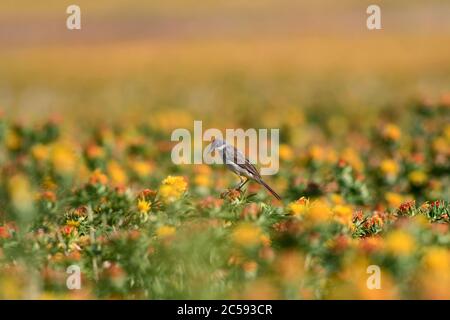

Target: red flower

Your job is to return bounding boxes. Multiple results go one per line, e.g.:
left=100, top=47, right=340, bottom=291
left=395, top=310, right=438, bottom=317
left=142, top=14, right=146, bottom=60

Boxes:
left=198, top=196, right=223, bottom=210
left=241, top=203, right=260, bottom=219
left=331, top=235, right=349, bottom=252
left=431, top=200, right=441, bottom=208
left=74, top=206, right=88, bottom=216
left=411, top=153, right=425, bottom=164
left=0, top=226, right=10, bottom=239
left=398, top=200, right=415, bottom=213
left=353, top=210, right=364, bottom=223
left=338, top=159, right=347, bottom=168
left=138, top=188, right=157, bottom=200
left=364, top=219, right=375, bottom=229
left=128, top=230, right=140, bottom=241
left=63, top=225, right=74, bottom=236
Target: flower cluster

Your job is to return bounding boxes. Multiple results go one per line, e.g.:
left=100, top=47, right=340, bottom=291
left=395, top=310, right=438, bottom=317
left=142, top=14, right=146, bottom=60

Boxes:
left=0, top=98, right=449, bottom=299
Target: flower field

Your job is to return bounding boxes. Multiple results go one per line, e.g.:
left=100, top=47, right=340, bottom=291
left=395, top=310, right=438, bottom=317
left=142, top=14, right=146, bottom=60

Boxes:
left=1, top=0, right=450, bottom=300
left=0, top=98, right=449, bottom=299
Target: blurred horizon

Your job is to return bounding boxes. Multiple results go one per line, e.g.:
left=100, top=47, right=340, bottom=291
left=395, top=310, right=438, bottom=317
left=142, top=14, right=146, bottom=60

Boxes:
left=2, top=1, right=450, bottom=45
left=1, top=0, right=450, bottom=123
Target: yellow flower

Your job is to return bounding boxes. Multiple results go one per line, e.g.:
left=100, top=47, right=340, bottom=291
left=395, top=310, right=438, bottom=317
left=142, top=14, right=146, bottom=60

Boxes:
left=409, top=170, right=427, bottom=186
left=385, top=192, right=403, bottom=208
left=130, top=160, right=153, bottom=178
left=5, top=130, right=21, bottom=151
left=287, top=197, right=309, bottom=216
left=382, top=123, right=401, bottom=141
left=330, top=193, right=345, bottom=205
left=308, top=200, right=333, bottom=223
left=333, top=205, right=353, bottom=226
left=422, top=247, right=450, bottom=272
left=385, top=230, right=415, bottom=256
left=380, top=159, right=399, bottom=177
left=232, top=223, right=262, bottom=247
left=279, top=144, right=294, bottom=161
left=8, top=174, right=33, bottom=213
left=42, top=176, right=57, bottom=190
left=432, top=137, right=449, bottom=155
left=107, top=161, right=128, bottom=185
left=309, top=145, right=324, bottom=162
left=159, top=175, right=187, bottom=202
left=341, top=148, right=364, bottom=172
left=31, top=144, right=49, bottom=162
left=51, top=143, right=76, bottom=175
left=137, top=198, right=151, bottom=214
left=156, top=225, right=176, bottom=238
left=66, top=220, right=80, bottom=227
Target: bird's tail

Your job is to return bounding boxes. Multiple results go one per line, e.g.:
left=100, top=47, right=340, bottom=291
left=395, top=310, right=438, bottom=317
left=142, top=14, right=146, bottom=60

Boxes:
left=259, top=179, right=282, bottom=200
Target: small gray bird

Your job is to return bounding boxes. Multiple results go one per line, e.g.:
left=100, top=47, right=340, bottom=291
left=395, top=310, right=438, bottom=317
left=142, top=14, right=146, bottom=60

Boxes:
left=208, top=138, right=281, bottom=200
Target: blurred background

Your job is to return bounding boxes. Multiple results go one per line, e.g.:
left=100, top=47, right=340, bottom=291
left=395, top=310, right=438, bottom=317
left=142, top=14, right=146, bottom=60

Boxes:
left=1, top=0, right=450, bottom=128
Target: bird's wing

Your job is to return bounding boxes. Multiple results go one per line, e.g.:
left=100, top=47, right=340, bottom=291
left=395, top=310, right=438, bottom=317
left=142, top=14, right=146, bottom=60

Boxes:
left=225, top=144, right=261, bottom=179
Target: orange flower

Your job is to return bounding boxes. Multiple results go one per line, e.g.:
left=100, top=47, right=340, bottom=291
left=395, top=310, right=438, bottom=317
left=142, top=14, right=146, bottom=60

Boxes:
left=39, top=191, right=57, bottom=202
left=86, top=144, right=105, bottom=159
left=279, top=144, right=294, bottom=161
left=31, top=144, right=49, bottom=162
left=89, top=169, right=109, bottom=185
left=382, top=123, right=401, bottom=141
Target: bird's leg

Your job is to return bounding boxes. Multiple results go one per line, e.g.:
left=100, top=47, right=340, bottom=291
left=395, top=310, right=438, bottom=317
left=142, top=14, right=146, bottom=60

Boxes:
left=232, top=174, right=245, bottom=191
left=237, top=177, right=249, bottom=191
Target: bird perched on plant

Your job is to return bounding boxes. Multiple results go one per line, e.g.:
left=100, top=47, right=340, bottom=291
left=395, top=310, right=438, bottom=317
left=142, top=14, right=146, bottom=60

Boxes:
left=208, top=138, right=281, bottom=200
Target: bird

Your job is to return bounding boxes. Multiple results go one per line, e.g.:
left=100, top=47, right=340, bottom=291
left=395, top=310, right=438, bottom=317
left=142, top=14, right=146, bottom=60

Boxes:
left=208, top=138, right=282, bottom=200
